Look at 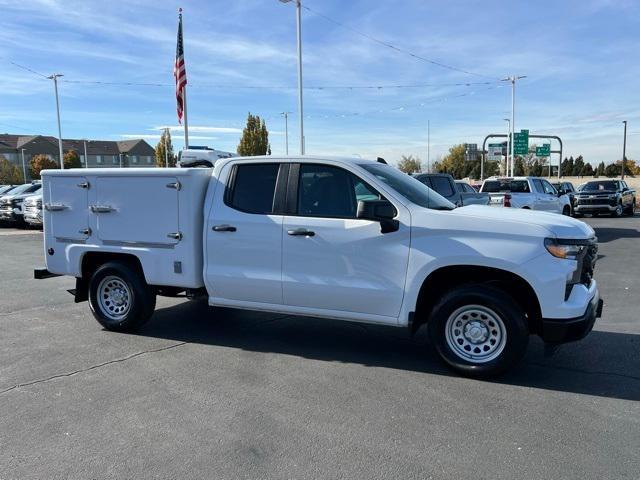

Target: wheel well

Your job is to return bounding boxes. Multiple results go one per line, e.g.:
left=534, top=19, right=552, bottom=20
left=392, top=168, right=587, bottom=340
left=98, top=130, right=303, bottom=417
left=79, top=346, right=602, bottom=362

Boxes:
left=81, top=251, right=144, bottom=280
left=74, top=252, right=144, bottom=303
left=412, top=265, right=542, bottom=334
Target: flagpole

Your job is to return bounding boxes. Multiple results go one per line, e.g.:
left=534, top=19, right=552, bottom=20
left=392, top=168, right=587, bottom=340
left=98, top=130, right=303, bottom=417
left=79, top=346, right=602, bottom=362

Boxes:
left=182, top=85, right=189, bottom=149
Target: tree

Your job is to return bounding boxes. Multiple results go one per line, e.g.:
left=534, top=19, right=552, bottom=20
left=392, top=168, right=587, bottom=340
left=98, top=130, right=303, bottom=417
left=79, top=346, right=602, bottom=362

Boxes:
left=30, top=154, right=58, bottom=179
left=513, top=156, right=525, bottom=176
left=155, top=129, right=177, bottom=167
left=573, top=156, right=585, bottom=177
left=397, top=155, right=422, bottom=174
left=581, top=163, right=594, bottom=176
left=529, top=160, right=543, bottom=177
left=0, top=155, right=24, bottom=184
left=237, top=113, right=270, bottom=156
left=595, top=161, right=605, bottom=177
left=63, top=149, right=82, bottom=169
left=434, top=144, right=466, bottom=179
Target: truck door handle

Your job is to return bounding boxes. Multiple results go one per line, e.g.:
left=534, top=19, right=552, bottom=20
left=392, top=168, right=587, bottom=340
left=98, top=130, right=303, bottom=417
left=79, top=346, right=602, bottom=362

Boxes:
left=287, top=228, right=315, bottom=237
left=44, top=203, right=68, bottom=211
left=212, top=224, right=236, bottom=232
left=167, top=232, right=183, bottom=240
left=90, top=205, right=114, bottom=213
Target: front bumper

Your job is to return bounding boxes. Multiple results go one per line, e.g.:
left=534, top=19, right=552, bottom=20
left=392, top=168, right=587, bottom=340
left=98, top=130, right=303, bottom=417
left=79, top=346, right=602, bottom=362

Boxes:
left=0, top=207, right=21, bottom=222
left=574, top=204, right=617, bottom=213
left=540, top=294, right=603, bottom=344
left=24, top=212, right=43, bottom=225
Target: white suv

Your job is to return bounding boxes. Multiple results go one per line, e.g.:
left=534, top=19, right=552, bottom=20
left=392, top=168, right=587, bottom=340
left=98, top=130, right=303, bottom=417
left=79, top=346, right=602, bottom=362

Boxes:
left=481, top=177, right=572, bottom=215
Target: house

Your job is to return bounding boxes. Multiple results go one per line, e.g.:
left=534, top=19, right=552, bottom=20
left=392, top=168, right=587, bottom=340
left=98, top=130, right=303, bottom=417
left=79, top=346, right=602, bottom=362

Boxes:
left=0, top=134, right=156, bottom=175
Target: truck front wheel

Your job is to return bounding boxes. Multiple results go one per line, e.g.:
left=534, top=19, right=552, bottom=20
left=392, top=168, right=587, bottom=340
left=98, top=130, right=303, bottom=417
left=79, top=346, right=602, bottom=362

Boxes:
left=428, top=285, right=528, bottom=378
left=88, top=261, right=156, bottom=332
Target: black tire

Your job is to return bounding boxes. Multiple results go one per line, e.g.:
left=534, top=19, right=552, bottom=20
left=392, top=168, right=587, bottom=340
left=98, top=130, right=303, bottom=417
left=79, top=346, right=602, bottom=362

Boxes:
left=612, top=202, right=623, bottom=218
left=88, top=261, right=156, bottom=332
left=562, top=206, right=571, bottom=216
left=427, top=284, right=529, bottom=378
left=625, top=199, right=636, bottom=216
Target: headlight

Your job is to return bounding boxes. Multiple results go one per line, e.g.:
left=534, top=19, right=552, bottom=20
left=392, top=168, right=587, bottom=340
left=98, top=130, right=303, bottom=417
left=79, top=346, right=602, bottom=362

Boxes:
left=544, top=238, right=586, bottom=260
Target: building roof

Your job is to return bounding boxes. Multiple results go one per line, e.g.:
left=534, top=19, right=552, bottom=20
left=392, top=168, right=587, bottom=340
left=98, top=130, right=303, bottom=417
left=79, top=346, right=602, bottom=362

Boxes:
left=0, top=133, right=153, bottom=155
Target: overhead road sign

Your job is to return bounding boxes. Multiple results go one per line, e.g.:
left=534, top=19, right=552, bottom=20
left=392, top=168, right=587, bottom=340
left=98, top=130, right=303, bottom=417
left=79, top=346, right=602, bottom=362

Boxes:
left=536, top=144, right=550, bottom=157
left=513, top=129, right=529, bottom=155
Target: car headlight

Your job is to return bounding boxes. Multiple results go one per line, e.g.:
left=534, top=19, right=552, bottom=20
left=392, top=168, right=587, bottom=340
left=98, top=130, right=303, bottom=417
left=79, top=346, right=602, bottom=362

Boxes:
left=544, top=238, right=586, bottom=260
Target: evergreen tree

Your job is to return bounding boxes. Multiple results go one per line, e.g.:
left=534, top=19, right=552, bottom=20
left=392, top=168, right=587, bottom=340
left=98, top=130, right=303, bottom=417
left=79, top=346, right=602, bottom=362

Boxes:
left=596, top=161, right=606, bottom=177
left=513, top=156, right=525, bottom=176
left=581, top=163, right=594, bottom=176
left=155, top=129, right=177, bottom=167
left=237, top=113, right=270, bottom=156
left=530, top=160, right=543, bottom=177
left=573, top=155, right=585, bottom=176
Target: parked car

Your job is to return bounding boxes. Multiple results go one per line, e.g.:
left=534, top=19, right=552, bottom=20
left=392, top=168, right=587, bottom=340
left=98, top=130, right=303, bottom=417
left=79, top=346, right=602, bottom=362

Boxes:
left=37, top=157, right=602, bottom=378
left=0, top=182, right=42, bottom=223
left=414, top=173, right=490, bottom=207
left=574, top=179, right=636, bottom=217
left=480, top=176, right=572, bottom=215
left=23, top=193, right=43, bottom=227
left=552, top=181, right=577, bottom=213
left=0, top=185, right=17, bottom=196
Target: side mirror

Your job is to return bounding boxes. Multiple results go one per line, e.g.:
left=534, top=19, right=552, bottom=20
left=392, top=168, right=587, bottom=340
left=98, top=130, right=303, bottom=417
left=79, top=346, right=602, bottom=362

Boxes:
left=357, top=199, right=399, bottom=233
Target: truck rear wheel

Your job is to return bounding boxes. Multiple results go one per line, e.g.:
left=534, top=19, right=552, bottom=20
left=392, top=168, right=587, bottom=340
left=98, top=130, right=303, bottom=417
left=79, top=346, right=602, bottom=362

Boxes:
left=427, top=285, right=528, bottom=378
left=88, top=261, right=156, bottom=332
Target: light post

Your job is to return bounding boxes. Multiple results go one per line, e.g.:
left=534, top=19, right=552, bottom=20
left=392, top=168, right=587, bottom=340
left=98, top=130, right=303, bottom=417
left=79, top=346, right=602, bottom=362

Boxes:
left=20, top=148, right=27, bottom=183
left=427, top=120, right=430, bottom=173
left=622, top=121, right=628, bottom=180
left=503, top=118, right=511, bottom=175
left=119, top=153, right=123, bottom=168
left=281, top=112, right=291, bottom=155
left=165, top=127, right=170, bottom=167
left=502, top=75, right=526, bottom=176
left=279, top=0, right=305, bottom=154
left=83, top=140, right=88, bottom=168
left=47, top=73, right=64, bottom=169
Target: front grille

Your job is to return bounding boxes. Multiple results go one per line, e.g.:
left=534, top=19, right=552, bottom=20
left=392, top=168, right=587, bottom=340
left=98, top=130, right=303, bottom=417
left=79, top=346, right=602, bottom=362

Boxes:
left=580, top=243, right=598, bottom=286
left=577, top=197, right=610, bottom=205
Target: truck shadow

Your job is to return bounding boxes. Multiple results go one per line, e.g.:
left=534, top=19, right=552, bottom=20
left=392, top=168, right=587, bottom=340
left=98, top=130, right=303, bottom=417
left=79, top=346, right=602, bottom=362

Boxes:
left=593, top=226, right=640, bottom=243
left=140, top=300, right=640, bottom=402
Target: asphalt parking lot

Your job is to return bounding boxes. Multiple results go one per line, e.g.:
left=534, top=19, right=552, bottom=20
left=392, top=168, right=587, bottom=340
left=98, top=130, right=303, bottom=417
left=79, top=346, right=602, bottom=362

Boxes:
left=1, top=215, right=639, bottom=479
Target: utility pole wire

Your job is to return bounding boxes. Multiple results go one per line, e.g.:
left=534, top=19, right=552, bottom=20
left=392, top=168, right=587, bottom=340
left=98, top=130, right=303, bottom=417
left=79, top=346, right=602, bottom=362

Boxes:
left=301, top=4, right=498, bottom=80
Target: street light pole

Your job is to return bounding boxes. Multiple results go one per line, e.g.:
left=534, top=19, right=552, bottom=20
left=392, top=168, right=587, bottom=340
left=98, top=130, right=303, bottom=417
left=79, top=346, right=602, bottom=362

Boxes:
left=119, top=153, right=123, bottom=169
left=622, top=120, right=628, bottom=180
left=502, top=75, right=526, bottom=177
left=83, top=140, right=88, bottom=168
left=279, top=0, right=305, bottom=154
left=427, top=119, right=430, bottom=173
left=48, top=74, right=64, bottom=169
left=20, top=149, right=27, bottom=183
left=165, top=127, right=170, bottom=167
left=281, top=112, right=291, bottom=155
left=504, top=118, right=511, bottom=176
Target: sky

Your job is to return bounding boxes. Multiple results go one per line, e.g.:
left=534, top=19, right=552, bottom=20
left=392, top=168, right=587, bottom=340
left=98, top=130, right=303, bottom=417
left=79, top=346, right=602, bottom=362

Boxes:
left=1, top=0, right=639, bottom=167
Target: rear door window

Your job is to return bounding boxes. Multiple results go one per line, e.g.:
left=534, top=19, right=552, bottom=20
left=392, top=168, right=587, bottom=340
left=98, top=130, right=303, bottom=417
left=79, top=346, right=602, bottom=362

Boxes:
left=532, top=179, right=545, bottom=193
left=430, top=176, right=455, bottom=198
left=226, top=163, right=280, bottom=214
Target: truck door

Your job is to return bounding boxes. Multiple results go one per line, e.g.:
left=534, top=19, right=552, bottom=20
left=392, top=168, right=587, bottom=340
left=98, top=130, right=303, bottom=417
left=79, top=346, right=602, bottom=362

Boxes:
left=205, top=162, right=284, bottom=305
left=47, top=176, right=90, bottom=241
left=282, top=163, right=410, bottom=320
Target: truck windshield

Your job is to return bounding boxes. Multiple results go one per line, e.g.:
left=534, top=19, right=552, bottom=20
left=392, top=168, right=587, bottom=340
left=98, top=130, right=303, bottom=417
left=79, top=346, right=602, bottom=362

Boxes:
left=359, top=163, right=455, bottom=210
left=482, top=180, right=530, bottom=193
left=6, top=183, right=40, bottom=195
left=583, top=181, right=617, bottom=191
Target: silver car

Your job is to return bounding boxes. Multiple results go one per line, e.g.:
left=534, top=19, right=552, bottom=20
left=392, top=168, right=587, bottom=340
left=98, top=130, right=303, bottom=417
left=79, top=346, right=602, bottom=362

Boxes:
left=23, top=193, right=43, bottom=227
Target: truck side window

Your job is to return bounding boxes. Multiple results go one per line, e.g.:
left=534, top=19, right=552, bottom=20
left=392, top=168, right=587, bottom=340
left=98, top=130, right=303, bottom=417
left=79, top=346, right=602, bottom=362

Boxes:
left=532, top=179, right=544, bottom=193
left=542, top=180, right=557, bottom=195
left=430, top=176, right=454, bottom=197
left=226, top=163, right=280, bottom=214
left=297, top=164, right=380, bottom=218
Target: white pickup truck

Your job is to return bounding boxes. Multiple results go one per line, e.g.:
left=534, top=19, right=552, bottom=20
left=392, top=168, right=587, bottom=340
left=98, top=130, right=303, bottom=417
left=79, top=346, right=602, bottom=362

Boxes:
left=481, top=176, right=572, bottom=215
left=36, top=156, right=603, bottom=377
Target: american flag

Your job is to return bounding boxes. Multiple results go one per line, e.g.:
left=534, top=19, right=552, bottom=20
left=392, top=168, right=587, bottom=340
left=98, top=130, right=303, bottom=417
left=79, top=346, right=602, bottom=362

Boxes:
left=173, top=9, right=187, bottom=124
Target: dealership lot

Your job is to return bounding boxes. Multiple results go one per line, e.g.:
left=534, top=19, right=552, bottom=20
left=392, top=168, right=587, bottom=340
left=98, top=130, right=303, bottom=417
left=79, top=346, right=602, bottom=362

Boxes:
left=0, top=216, right=638, bottom=479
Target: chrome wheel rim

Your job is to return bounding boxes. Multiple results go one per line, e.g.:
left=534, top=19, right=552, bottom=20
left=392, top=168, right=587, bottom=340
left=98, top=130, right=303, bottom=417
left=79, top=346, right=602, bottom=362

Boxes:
left=97, top=275, right=132, bottom=321
left=445, top=305, right=507, bottom=363
left=616, top=205, right=622, bottom=216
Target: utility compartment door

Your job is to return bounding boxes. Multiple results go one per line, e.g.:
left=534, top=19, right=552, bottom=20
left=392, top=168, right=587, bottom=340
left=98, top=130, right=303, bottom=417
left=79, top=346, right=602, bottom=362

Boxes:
left=95, top=176, right=180, bottom=245
left=48, top=176, right=90, bottom=241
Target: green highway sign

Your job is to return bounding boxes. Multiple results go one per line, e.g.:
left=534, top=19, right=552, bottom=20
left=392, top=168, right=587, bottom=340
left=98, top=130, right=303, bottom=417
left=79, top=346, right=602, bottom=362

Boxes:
left=513, top=129, right=529, bottom=155
left=535, top=144, right=550, bottom=157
